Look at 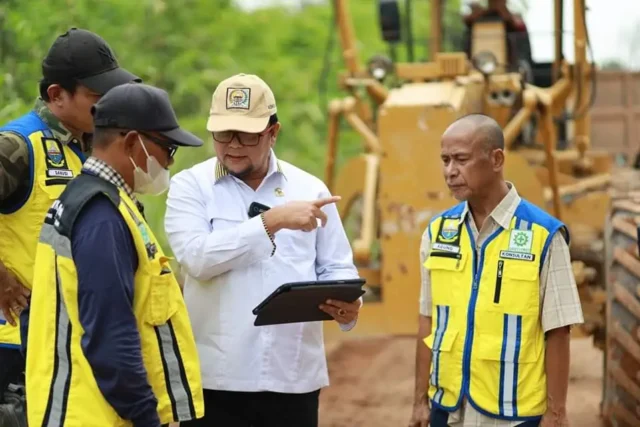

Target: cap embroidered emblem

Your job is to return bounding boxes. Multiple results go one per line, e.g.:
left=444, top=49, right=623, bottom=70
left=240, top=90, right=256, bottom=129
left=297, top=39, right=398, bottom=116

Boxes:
left=226, top=88, right=250, bottom=110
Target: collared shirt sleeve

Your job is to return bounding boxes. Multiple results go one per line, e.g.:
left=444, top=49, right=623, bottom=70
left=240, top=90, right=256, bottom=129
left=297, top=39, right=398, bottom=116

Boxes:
left=419, top=225, right=433, bottom=317
left=164, top=170, right=274, bottom=282
left=314, top=186, right=361, bottom=332
left=72, top=195, right=160, bottom=427
left=0, top=132, right=30, bottom=206
left=540, top=231, right=585, bottom=333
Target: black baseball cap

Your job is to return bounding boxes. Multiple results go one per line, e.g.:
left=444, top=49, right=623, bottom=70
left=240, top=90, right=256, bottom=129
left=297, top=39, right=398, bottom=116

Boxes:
left=42, top=28, right=141, bottom=94
left=91, top=82, right=203, bottom=147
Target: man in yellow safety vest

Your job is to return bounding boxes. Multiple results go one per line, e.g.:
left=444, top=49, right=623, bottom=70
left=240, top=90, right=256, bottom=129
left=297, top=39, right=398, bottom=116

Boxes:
left=26, top=82, right=205, bottom=426
left=0, top=28, right=140, bottom=424
left=409, top=114, right=584, bottom=427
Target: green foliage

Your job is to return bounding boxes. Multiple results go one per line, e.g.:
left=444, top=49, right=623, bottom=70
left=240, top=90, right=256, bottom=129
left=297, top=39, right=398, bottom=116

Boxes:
left=0, top=0, right=459, bottom=255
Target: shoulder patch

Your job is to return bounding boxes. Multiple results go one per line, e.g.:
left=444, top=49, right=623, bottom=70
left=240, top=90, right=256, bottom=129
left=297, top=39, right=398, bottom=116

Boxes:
left=42, top=137, right=73, bottom=179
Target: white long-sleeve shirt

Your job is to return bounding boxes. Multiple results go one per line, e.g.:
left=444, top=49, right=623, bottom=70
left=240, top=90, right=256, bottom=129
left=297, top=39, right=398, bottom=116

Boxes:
left=164, top=150, right=359, bottom=393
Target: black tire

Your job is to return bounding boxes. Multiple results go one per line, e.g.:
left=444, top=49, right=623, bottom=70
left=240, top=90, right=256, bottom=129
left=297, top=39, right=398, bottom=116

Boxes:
left=602, top=171, right=640, bottom=426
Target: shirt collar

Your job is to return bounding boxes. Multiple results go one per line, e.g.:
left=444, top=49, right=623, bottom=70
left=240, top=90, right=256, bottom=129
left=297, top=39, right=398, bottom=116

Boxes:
left=81, top=156, right=144, bottom=214
left=214, top=148, right=286, bottom=184
left=460, top=181, right=521, bottom=230
left=34, top=97, right=90, bottom=150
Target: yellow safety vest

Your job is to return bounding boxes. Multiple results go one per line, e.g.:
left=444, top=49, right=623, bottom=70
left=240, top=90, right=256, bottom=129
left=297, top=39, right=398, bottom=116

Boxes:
left=423, top=200, right=568, bottom=422
left=25, top=173, right=204, bottom=426
left=0, top=111, right=84, bottom=348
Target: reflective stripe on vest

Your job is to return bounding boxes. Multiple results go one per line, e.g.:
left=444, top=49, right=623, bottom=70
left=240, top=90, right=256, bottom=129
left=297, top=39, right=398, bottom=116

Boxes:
left=26, top=176, right=204, bottom=426
left=0, top=111, right=84, bottom=348
left=423, top=200, right=566, bottom=421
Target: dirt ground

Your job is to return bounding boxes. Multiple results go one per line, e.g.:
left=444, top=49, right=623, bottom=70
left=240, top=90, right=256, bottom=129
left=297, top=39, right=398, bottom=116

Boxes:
left=318, top=336, right=604, bottom=427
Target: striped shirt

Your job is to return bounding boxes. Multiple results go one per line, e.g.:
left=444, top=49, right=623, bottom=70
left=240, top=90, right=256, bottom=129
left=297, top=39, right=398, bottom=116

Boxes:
left=419, top=182, right=584, bottom=426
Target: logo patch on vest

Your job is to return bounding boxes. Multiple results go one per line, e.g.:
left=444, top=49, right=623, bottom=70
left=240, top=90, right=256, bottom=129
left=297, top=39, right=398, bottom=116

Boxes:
left=499, top=250, right=535, bottom=261
left=439, top=218, right=460, bottom=242
left=42, top=137, right=74, bottom=179
left=434, top=216, right=464, bottom=254
left=508, top=229, right=533, bottom=253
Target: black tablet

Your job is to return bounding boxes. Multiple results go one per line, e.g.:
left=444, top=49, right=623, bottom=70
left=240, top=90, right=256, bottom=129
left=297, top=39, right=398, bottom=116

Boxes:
left=252, top=278, right=366, bottom=326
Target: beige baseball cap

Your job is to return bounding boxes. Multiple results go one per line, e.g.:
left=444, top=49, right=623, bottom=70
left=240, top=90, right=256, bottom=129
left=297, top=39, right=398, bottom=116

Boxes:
left=207, top=73, right=277, bottom=133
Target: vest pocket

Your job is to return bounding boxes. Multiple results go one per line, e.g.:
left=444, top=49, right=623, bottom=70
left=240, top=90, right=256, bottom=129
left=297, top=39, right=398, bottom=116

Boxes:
left=425, top=252, right=469, bottom=304
left=423, top=327, right=458, bottom=352
left=147, top=272, right=180, bottom=326
left=474, top=314, right=540, bottom=364
left=497, top=261, right=539, bottom=313
left=424, top=324, right=459, bottom=394
left=424, top=251, right=468, bottom=272
left=37, top=176, right=69, bottom=200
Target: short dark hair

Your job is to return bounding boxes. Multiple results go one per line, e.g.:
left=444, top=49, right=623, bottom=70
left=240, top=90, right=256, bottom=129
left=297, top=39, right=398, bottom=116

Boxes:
left=39, top=77, right=79, bottom=102
left=268, top=113, right=278, bottom=127
left=92, top=127, right=122, bottom=148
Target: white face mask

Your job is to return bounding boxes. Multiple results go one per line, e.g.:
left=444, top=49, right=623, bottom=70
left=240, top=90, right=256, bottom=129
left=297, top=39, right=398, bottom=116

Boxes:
left=129, top=136, right=171, bottom=196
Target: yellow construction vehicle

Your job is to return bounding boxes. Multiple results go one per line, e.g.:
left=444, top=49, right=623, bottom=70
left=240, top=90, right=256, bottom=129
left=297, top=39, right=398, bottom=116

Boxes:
left=321, top=0, right=640, bottom=424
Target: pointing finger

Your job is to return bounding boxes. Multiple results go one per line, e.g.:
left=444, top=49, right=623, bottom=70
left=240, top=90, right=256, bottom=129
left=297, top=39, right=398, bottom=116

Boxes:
left=312, top=206, right=328, bottom=227
left=312, top=196, right=341, bottom=208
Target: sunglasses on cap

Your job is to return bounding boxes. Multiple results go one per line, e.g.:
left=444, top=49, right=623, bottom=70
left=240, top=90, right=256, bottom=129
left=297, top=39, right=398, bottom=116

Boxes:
left=212, top=125, right=274, bottom=147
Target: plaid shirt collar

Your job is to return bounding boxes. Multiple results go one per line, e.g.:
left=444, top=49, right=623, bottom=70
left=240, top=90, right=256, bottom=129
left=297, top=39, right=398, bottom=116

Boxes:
left=81, top=156, right=144, bottom=215
left=460, top=181, right=520, bottom=230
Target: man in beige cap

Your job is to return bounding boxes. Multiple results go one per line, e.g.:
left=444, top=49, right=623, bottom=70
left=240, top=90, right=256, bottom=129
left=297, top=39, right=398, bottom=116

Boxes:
left=164, top=73, right=363, bottom=427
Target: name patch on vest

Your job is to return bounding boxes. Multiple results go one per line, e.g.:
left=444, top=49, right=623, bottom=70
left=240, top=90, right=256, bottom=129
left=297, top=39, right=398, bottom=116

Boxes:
left=432, top=243, right=460, bottom=253
left=499, top=250, right=535, bottom=261
left=42, top=137, right=74, bottom=179
left=46, top=169, right=73, bottom=178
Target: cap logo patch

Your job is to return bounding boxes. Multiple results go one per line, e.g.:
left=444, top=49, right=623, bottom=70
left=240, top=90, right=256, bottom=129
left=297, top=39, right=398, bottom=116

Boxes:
left=226, top=88, right=250, bottom=110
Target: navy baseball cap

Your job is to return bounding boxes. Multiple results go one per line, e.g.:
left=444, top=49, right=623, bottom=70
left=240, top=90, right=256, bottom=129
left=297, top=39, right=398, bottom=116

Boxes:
left=91, top=83, right=203, bottom=147
left=42, top=28, right=141, bottom=94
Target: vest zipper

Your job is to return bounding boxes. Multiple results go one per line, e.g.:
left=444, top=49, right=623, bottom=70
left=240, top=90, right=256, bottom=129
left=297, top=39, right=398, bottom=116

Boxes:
left=462, top=225, right=503, bottom=402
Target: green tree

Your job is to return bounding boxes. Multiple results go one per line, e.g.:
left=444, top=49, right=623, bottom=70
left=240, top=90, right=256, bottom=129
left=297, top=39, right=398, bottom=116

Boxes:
left=0, top=0, right=458, bottom=258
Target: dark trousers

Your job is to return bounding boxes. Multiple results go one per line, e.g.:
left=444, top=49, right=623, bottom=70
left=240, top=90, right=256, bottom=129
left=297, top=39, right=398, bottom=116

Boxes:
left=180, top=388, right=321, bottom=427
left=430, top=408, right=541, bottom=427
left=0, top=348, right=26, bottom=427
left=0, top=348, right=24, bottom=402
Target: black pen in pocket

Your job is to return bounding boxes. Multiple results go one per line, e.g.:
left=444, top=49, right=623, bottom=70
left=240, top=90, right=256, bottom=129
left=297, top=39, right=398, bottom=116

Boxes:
left=494, top=260, right=504, bottom=304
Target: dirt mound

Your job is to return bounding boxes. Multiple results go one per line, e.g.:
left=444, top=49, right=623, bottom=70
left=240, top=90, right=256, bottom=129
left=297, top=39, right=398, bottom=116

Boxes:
left=319, top=336, right=604, bottom=427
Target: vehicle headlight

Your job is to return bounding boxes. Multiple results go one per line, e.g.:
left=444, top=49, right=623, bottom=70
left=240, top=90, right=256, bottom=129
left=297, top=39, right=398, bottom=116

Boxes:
left=367, top=54, right=394, bottom=82
left=472, top=51, right=498, bottom=76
